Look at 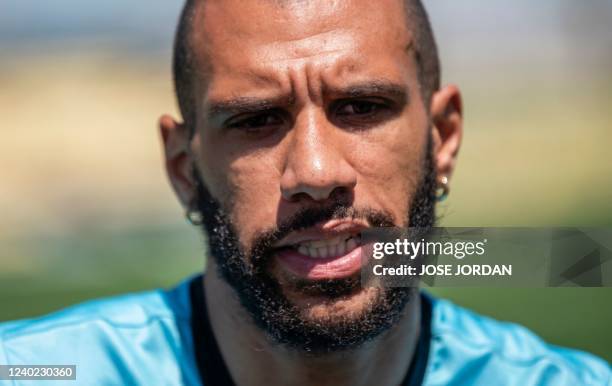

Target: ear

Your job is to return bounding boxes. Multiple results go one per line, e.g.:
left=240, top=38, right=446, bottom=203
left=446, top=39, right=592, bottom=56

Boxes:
left=430, top=85, right=463, bottom=183
left=159, top=114, right=196, bottom=209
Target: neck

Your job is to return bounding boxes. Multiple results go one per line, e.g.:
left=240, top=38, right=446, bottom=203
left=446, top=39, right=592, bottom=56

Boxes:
left=202, top=261, right=422, bottom=386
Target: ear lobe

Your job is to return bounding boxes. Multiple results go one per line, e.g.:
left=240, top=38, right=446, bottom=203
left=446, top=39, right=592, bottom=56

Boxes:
left=430, top=85, right=463, bottom=184
left=159, top=114, right=195, bottom=208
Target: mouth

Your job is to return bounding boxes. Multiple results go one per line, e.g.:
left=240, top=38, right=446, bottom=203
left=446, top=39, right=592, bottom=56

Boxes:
left=273, top=222, right=366, bottom=280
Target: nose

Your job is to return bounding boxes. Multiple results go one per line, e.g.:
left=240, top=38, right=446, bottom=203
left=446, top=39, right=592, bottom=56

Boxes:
left=280, top=108, right=357, bottom=203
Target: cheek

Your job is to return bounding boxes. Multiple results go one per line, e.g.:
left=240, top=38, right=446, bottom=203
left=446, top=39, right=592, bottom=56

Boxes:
left=232, top=161, right=281, bottom=240
left=200, top=147, right=282, bottom=248
left=350, top=121, right=429, bottom=224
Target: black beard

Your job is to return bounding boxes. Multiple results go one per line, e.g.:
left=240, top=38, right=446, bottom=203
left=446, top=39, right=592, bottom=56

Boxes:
left=193, top=138, right=437, bottom=353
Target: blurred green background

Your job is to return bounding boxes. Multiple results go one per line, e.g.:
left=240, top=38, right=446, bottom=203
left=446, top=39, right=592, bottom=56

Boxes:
left=1, top=1, right=611, bottom=362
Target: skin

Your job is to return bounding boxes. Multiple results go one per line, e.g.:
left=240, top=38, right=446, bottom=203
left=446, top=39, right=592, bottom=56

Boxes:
left=159, top=0, right=462, bottom=385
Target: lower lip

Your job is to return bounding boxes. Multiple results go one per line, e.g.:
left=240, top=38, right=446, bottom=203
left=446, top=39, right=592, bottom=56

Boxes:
left=275, top=245, right=364, bottom=280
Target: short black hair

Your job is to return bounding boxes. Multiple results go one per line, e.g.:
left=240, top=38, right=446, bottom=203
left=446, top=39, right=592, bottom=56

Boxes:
left=173, top=0, right=197, bottom=128
left=173, top=0, right=440, bottom=129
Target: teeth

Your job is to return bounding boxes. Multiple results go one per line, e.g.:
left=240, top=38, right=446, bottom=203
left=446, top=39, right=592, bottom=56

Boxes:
left=295, top=235, right=360, bottom=258
left=346, top=238, right=357, bottom=251
left=336, top=242, right=346, bottom=256
left=308, top=246, right=319, bottom=258
left=318, top=247, right=328, bottom=258
left=310, top=237, right=340, bottom=248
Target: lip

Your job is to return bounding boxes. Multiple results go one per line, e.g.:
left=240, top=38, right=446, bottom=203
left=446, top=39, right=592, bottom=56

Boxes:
left=276, top=244, right=364, bottom=280
left=273, top=219, right=368, bottom=248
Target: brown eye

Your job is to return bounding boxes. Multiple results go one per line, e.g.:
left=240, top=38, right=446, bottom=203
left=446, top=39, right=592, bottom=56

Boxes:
left=331, top=98, right=395, bottom=129
left=336, top=100, right=383, bottom=116
left=226, top=111, right=284, bottom=132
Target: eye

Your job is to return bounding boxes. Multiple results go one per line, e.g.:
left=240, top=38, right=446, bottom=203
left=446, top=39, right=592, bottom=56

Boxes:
left=336, top=100, right=385, bottom=116
left=331, top=98, right=396, bottom=129
left=225, top=110, right=285, bottom=133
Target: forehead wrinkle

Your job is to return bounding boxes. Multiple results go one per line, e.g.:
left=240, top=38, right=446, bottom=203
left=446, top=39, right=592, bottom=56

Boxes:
left=189, top=0, right=416, bottom=112
left=243, top=69, right=286, bottom=89
left=205, top=67, right=291, bottom=103
left=264, top=48, right=348, bottom=63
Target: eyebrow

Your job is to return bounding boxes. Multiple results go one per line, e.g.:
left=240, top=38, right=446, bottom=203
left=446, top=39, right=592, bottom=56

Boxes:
left=205, top=95, right=295, bottom=118
left=327, top=80, right=409, bottom=104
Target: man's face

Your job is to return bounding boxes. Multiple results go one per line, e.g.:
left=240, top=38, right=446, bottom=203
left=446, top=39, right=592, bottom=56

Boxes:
left=194, top=0, right=430, bottom=235
left=163, top=0, right=461, bottom=351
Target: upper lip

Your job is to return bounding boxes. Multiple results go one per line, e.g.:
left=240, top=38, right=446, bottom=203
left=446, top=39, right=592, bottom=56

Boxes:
left=273, top=219, right=368, bottom=248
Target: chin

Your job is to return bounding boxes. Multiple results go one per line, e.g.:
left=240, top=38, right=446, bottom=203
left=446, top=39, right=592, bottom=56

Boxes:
left=289, top=285, right=385, bottom=323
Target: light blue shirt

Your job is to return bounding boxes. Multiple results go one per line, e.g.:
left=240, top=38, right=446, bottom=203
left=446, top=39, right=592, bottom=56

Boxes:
left=1, top=276, right=609, bottom=385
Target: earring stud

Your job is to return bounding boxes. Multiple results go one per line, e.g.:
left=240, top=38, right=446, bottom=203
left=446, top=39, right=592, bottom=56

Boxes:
left=186, top=209, right=204, bottom=226
left=436, top=175, right=450, bottom=202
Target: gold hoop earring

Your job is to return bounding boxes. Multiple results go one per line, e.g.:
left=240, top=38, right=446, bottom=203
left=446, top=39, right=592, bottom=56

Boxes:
left=436, top=176, right=450, bottom=202
left=186, top=209, right=204, bottom=226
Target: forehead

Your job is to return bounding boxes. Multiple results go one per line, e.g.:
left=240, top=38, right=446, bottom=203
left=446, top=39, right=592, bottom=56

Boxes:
left=191, top=0, right=413, bottom=99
